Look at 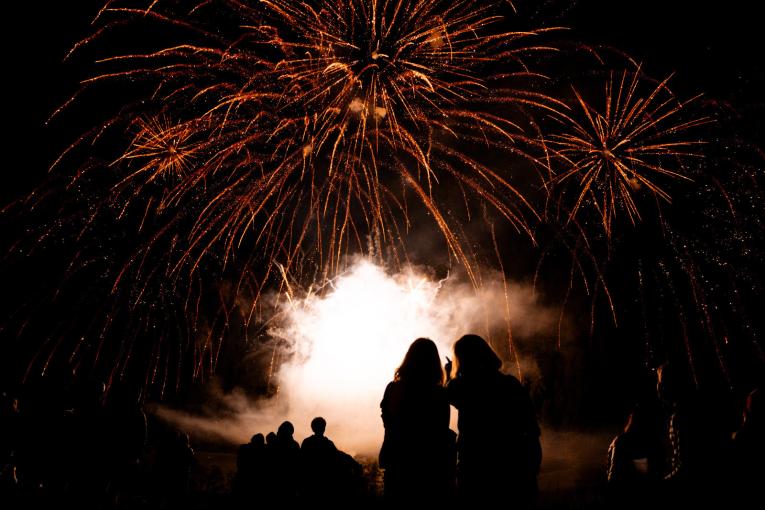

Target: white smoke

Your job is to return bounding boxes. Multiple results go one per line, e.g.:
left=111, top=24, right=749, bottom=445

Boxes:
left=157, top=257, right=559, bottom=456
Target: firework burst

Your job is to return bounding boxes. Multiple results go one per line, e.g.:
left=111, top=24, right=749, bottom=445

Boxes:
left=61, top=0, right=563, bottom=286
left=546, top=69, right=710, bottom=237
left=12, top=0, right=566, bottom=388
left=117, top=116, right=201, bottom=183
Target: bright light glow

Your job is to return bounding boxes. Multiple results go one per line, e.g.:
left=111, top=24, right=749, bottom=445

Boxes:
left=157, top=258, right=556, bottom=456
left=273, top=260, right=458, bottom=441
left=270, top=258, right=544, bottom=455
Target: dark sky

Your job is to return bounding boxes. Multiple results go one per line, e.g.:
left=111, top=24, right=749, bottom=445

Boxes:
left=570, top=1, right=763, bottom=104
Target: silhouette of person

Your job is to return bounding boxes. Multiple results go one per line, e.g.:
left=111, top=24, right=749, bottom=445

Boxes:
left=446, top=334, right=541, bottom=508
left=380, top=338, right=455, bottom=505
left=156, top=430, right=196, bottom=507
left=0, top=462, right=19, bottom=508
left=234, top=433, right=266, bottom=503
left=256, top=431, right=279, bottom=502
left=606, top=405, right=662, bottom=509
left=301, top=417, right=336, bottom=455
left=276, top=421, right=300, bottom=457
left=300, top=417, right=338, bottom=502
left=238, top=433, right=266, bottom=475
left=273, top=421, right=300, bottom=502
left=333, top=449, right=364, bottom=506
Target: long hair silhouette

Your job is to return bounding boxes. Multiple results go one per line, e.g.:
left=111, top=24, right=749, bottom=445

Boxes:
left=452, top=334, right=502, bottom=378
left=394, top=337, right=444, bottom=386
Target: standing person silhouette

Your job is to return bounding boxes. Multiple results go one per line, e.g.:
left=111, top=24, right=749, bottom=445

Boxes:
left=273, top=421, right=300, bottom=503
left=380, top=338, right=456, bottom=506
left=446, top=334, right=541, bottom=508
left=300, top=417, right=337, bottom=503
left=656, top=363, right=734, bottom=508
left=233, top=433, right=266, bottom=505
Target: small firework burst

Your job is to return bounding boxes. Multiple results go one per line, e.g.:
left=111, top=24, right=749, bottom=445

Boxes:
left=547, top=69, right=710, bottom=237
left=118, top=116, right=201, bottom=183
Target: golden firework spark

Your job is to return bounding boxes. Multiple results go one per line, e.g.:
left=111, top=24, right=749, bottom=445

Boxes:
left=546, top=69, right=710, bottom=237
left=35, top=0, right=565, bottom=385
left=117, top=116, right=201, bottom=184
left=9, top=2, right=738, bottom=394
left=59, top=0, right=562, bottom=284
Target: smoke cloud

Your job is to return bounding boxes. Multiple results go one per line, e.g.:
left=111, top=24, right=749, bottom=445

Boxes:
left=157, top=257, right=560, bottom=456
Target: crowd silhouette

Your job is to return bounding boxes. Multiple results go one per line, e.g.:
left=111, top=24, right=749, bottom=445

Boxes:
left=0, top=334, right=762, bottom=509
left=232, top=417, right=364, bottom=508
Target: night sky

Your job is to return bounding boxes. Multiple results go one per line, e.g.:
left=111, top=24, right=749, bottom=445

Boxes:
left=6, top=1, right=763, bottom=200
left=2, top=1, right=763, bottom=415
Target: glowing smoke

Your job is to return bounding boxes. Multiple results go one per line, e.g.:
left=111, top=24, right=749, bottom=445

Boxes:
left=157, top=258, right=559, bottom=456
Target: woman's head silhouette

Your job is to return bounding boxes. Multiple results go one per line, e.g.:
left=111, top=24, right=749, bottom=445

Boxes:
left=394, top=337, right=444, bottom=385
left=452, top=334, right=501, bottom=378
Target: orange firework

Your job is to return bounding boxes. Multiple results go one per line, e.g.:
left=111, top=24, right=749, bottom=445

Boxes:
left=25, top=0, right=566, bottom=387
left=57, top=0, right=562, bottom=285
left=117, top=116, right=201, bottom=184
left=546, top=69, right=710, bottom=237
left=6, top=1, right=747, bottom=395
